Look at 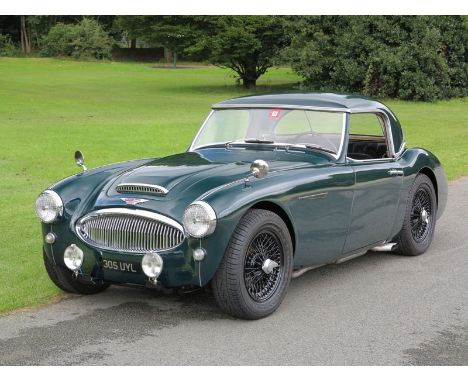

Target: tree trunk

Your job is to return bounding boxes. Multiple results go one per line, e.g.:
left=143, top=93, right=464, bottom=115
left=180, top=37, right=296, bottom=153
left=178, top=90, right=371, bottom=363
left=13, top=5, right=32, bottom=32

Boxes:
left=20, top=16, right=31, bottom=54
left=242, top=77, right=257, bottom=88
left=241, top=67, right=258, bottom=88
left=130, top=38, right=136, bottom=49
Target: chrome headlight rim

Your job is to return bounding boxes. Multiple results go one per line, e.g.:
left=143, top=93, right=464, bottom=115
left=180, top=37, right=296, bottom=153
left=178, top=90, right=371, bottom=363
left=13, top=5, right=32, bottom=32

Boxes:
left=35, top=190, right=64, bottom=223
left=183, top=200, right=217, bottom=238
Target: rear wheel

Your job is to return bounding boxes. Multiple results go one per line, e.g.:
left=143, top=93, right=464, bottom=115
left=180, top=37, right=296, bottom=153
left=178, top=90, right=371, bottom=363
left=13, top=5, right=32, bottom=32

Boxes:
left=212, top=209, right=293, bottom=319
left=395, top=174, right=437, bottom=256
left=43, top=250, right=109, bottom=294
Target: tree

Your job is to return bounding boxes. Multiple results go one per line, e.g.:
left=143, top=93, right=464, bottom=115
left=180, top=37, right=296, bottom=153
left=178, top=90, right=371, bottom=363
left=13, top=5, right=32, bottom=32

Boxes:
left=116, top=16, right=202, bottom=66
left=116, top=16, right=288, bottom=87
left=189, top=16, right=287, bottom=88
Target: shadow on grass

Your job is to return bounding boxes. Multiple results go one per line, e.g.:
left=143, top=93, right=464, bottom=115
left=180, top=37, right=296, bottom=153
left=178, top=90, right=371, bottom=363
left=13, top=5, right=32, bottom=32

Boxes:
left=162, top=81, right=302, bottom=96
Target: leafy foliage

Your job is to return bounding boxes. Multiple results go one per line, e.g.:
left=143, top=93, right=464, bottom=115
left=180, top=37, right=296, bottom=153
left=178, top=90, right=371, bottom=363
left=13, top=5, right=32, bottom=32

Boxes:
left=0, top=33, right=17, bottom=56
left=40, top=18, right=113, bottom=60
left=283, top=16, right=467, bottom=101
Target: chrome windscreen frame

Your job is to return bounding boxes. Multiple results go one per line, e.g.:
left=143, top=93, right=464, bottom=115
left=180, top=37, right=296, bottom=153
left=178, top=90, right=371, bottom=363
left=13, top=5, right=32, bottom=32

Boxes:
left=188, top=106, right=347, bottom=160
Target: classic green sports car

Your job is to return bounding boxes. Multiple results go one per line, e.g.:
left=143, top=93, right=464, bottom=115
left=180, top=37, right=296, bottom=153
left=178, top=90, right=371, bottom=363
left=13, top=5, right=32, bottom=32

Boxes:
left=35, top=93, right=447, bottom=319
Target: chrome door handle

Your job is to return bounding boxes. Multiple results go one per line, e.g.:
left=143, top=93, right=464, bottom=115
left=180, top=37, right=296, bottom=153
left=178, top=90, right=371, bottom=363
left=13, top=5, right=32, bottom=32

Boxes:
left=388, top=169, right=404, bottom=176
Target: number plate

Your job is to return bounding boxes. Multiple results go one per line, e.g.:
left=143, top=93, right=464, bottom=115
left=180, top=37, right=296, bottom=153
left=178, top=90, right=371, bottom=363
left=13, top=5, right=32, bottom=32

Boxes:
left=101, top=259, right=140, bottom=273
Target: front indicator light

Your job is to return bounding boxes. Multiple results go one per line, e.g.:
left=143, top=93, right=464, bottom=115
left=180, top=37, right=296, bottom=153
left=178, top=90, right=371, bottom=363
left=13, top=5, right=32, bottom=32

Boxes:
left=45, top=232, right=56, bottom=244
left=193, top=247, right=206, bottom=262
left=64, top=244, right=84, bottom=271
left=142, top=252, right=163, bottom=279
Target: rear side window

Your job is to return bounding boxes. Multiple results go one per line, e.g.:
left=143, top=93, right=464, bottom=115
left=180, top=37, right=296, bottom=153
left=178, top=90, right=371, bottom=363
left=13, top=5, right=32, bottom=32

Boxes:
left=347, top=113, right=389, bottom=160
left=349, top=113, right=385, bottom=137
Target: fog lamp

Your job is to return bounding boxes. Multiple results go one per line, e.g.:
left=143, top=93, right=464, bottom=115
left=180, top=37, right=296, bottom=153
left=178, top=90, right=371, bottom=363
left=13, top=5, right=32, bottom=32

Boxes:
left=64, top=244, right=84, bottom=271
left=142, top=252, right=163, bottom=279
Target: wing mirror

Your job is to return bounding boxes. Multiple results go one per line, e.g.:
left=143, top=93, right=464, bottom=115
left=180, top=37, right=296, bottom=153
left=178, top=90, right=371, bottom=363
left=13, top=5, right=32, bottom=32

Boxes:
left=74, top=150, right=87, bottom=172
left=250, top=159, right=269, bottom=179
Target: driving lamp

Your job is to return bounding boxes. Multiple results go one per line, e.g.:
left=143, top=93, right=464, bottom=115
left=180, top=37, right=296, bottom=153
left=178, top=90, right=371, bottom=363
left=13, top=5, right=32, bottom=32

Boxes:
left=64, top=244, right=84, bottom=271
left=142, top=252, right=163, bottom=279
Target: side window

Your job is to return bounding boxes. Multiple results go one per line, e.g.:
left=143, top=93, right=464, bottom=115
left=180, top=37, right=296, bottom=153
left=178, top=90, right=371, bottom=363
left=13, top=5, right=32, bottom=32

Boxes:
left=348, top=113, right=389, bottom=160
left=349, top=113, right=384, bottom=136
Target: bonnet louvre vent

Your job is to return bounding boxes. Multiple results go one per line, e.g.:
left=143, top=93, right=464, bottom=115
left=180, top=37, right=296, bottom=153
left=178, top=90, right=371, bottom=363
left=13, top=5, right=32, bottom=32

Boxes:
left=116, top=183, right=168, bottom=196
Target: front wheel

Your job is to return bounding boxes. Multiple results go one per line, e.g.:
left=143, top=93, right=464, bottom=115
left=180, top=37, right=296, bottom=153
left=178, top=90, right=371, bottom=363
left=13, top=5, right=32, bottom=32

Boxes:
left=212, top=209, right=293, bottom=319
left=395, top=174, right=437, bottom=256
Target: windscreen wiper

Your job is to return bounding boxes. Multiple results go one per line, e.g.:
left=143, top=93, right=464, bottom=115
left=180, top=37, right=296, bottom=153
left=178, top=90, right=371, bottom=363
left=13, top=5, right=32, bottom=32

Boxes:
left=243, top=139, right=275, bottom=144
left=295, top=144, right=336, bottom=155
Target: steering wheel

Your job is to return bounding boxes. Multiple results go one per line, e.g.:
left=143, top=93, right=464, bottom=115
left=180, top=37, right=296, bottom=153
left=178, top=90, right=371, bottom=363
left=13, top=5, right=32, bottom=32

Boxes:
left=290, top=131, right=338, bottom=152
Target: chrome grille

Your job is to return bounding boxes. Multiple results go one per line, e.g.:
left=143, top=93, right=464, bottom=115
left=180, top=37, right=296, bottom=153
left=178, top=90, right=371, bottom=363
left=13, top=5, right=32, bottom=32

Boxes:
left=116, top=183, right=168, bottom=195
left=76, top=208, right=184, bottom=253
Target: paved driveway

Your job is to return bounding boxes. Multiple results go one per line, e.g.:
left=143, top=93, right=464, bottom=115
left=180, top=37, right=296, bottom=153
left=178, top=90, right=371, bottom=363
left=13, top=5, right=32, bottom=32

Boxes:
left=0, top=178, right=467, bottom=365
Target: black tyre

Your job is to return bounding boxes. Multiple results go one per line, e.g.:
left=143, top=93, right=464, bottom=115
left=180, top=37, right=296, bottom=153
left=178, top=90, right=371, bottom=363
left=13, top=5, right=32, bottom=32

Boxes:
left=43, top=250, right=109, bottom=295
left=212, top=209, right=293, bottom=319
left=395, top=174, right=437, bottom=256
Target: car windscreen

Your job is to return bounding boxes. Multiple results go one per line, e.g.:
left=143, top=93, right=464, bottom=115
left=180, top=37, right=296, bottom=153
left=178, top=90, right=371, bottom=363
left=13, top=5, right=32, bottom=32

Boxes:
left=191, top=108, right=346, bottom=156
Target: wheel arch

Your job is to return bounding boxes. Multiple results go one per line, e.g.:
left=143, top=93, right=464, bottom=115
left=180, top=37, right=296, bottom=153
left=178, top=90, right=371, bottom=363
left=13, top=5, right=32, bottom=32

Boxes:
left=249, top=201, right=296, bottom=255
left=419, top=167, right=438, bottom=206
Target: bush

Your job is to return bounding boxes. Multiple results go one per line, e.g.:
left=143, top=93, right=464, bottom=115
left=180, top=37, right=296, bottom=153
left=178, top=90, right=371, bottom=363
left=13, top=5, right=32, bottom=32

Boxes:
left=0, top=34, right=17, bottom=56
left=283, top=16, right=467, bottom=101
left=40, top=18, right=112, bottom=60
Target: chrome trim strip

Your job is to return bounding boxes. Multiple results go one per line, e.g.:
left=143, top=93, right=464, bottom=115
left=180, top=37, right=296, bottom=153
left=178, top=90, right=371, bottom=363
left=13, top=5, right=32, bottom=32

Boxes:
left=394, top=141, right=406, bottom=158
left=116, top=183, right=169, bottom=195
left=212, top=104, right=392, bottom=115
left=188, top=110, right=214, bottom=151
left=212, top=103, right=352, bottom=113
left=298, top=192, right=328, bottom=200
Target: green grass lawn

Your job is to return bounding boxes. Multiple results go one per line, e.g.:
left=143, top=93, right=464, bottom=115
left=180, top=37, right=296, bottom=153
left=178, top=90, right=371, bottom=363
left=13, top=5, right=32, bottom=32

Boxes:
left=0, top=58, right=466, bottom=314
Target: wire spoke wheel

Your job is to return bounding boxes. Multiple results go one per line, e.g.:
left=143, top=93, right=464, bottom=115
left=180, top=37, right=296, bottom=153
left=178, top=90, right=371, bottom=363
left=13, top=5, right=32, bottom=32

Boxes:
left=212, top=209, right=293, bottom=319
left=243, top=230, right=284, bottom=303
left=410, top=186, right=432, bottom=243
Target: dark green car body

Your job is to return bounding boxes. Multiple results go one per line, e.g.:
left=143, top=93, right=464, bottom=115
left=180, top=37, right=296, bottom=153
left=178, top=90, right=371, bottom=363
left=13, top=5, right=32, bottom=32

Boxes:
left=40, top=93, right=448, bottom=290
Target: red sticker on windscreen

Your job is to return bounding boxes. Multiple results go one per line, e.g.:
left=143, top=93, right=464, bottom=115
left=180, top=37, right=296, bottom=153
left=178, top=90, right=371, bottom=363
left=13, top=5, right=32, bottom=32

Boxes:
left=269, top=109, right=281, bottom=118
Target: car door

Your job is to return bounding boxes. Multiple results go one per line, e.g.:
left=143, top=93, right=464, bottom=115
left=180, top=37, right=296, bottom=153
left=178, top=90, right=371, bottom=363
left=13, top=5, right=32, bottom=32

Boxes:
left=274, top=110, right=355, bottom=266
left=342, top=112, right=404, bottom=254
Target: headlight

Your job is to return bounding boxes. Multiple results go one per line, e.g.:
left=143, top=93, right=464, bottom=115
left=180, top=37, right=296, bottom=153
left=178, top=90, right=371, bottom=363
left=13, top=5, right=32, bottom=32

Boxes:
left=35, top=190, right=63, bottom=223
left=182, top=201, right=216, bottom=238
